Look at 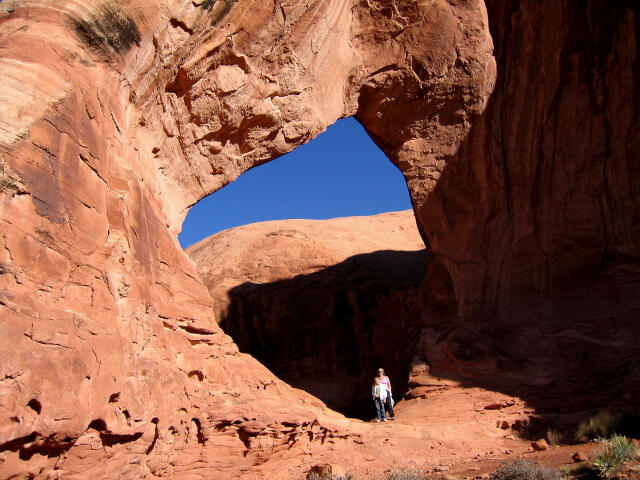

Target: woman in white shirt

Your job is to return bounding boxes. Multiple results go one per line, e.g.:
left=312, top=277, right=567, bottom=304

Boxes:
left=376, top=368, right=395, bottom=420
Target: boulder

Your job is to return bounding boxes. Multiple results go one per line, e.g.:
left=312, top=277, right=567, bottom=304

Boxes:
left=572, top=451, right=589, bottom=463
left=532, top=439, right=550, bottom=452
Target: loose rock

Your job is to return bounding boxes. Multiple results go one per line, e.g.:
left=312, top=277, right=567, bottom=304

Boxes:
left=572, top=451, right=589, bottom=462
left=532, top=439, right=550, bottom=451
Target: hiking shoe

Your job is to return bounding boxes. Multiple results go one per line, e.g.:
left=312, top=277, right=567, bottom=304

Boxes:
left=376, top=419, right=380, bottom=423
left=382, top=419, right=387, bottom=422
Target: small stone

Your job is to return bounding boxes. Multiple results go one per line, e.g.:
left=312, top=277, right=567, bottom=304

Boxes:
left=572, top=451, right=588, bottom=462
left=532, top=439, right=549, bottom=451
left=211, top=65, right=247, bottom=93
left=434, top=465, right=450, bottom=472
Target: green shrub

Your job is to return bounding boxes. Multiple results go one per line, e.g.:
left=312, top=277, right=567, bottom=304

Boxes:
left=592, top=434, right=638, bottom=479
left=490, top=458, right=563, bottom=480
left=575, top=412, right=623, bottom=441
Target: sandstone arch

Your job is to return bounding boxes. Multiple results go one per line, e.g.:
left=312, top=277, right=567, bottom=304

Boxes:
left=0, top=0, right=638, bottom=478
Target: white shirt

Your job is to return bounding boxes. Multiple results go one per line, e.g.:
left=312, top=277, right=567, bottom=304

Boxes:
left=372, top=383, right=390, bottom=401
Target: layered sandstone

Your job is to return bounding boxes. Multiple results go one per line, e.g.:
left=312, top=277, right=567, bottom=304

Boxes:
left=0, top=0, right=638, bottom=478
left=186, top=211, right=425, bottom=316
left=187, top=211, right=427, bottom=418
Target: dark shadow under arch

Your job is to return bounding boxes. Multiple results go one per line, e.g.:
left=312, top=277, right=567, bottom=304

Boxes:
left=221, top=248, right=429, bottom=420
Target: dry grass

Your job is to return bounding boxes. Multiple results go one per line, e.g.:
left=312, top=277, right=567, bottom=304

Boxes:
left=547, top=428, right=563, bottom=446
left=385, top=470, right=429, bottom=480
left=307, top=474, right=353, bottom=480
left=490, top=458, right=563, bottom=480
left=575, top=412, right=623, bottom=442
left=306, top=471, right=427, bottom=480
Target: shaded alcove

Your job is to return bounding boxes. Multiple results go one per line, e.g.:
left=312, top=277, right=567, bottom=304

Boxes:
left=181, top=117, right=428, bottom=420
left=222, top=248, right=429, bottom=420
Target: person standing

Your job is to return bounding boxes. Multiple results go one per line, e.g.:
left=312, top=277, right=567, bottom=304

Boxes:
left=377, top=368, right=395, bottom=420
left=372, top=377, right=386, bottom=422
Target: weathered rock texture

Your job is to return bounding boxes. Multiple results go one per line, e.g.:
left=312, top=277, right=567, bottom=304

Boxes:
left=187, top=211, right=427, bottom=418
left=0, top=0, right=638, bottom=478
left=0, top=0, right=494, bottom=477
left=409, top=0, right=640, bottom=417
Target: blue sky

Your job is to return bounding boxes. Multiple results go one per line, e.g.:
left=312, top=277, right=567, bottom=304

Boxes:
left=178, top=117, right=412, bottom=248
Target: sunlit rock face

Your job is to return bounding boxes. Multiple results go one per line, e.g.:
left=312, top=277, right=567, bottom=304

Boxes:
left=187, top=211, right=427, bottom=419
left=0, top=0, right=638, bottom=478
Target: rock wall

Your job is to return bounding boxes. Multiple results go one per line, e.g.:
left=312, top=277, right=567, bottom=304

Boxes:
left=0, top=0, right=638, bottom=478
left=417, top=0, right=640, bottom=319
left=407, top=0, right=640, bottom=412
left=0, top=2, right=356, bottom=478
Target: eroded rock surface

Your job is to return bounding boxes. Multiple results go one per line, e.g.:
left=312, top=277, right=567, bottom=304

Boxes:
left=0, top=0, right=638, bottom=478
left=0, top=0, right=494, bottom=477
left=407, top=0, right=640, bottom=420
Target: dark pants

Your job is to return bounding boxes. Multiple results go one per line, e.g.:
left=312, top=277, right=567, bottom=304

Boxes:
left=384, top=395, right=394, bottom=418
left=374, top=397, right=385, bottom=420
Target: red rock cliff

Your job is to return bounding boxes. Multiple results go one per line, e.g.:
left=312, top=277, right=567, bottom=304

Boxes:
left=410, top=0, right=640, bottom=412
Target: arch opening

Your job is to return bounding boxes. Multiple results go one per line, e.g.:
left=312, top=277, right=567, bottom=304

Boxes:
left=182, top=117, right=429, bottom=420
left=179, top=118, right=415, bottom=249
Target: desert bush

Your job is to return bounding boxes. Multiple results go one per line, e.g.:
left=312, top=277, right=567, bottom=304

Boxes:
left=307, top=474, right=353, bottom=480
left=547, top=428, right=563, bottom=446
left=575, top=412, right=623, bottom=441
left=568, top=464, right=598, bottom=480
left=490, top=458, right=563, bottom=480
left=385, top=469, right=429, bottom=480
left=306, top=472, right=354, bottom=480
left=592, top=434, right=638, bottom=479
